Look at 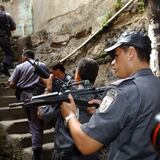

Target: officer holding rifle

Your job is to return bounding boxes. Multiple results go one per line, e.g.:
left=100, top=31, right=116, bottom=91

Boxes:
left=60, top=31, right=160, bottom=160
left=41, top=58, right=101, bottom=160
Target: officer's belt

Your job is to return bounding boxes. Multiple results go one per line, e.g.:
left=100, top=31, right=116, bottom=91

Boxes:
left=18, top=87, right=34, bottom=91
left=54, top=146, right=81, bottom=156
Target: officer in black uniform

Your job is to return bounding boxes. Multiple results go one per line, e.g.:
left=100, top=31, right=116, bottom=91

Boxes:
left=60, top=31, right=160, bottom=160
left=0, top=4, right=16, bottom=76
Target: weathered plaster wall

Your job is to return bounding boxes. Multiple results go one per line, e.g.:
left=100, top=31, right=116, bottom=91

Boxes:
left=0, top=0, right=127, bottom=36
left=32, top=0, right=92, bottom=32
left=0, top=0, right=33, bottom=36
left=30, top=0, right=146, bottom=85
left=32, top=0, right=127, bottom=33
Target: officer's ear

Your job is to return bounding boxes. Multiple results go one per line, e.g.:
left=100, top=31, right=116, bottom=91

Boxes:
left=127, top=46, right=136, bottom=61
left=21, top=54, right=28, bottom=62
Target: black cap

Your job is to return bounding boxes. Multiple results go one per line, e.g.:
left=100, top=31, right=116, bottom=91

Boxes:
left=105, top=31, right=152, bottom=54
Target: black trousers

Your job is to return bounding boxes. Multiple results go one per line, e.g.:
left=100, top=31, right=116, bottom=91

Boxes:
left=0, top=35, right=14, bottom=66
left=51, top=149, right=100, bottom=160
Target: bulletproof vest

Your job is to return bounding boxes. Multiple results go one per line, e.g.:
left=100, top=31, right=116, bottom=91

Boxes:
left=0, top=11, right=9, bottom=33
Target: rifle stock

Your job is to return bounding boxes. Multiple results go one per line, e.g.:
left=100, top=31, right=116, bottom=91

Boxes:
left=9, top=86, right=106, bottom=109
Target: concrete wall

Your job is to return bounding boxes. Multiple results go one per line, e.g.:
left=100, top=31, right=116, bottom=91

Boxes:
left=0, top=0, right=128, bottom=35
left=32, top=0, right=128, bottom=32
left=32, top=0, right=93, bottom=32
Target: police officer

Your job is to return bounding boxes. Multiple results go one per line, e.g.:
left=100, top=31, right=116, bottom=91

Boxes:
left=37, top=61, right=73, bottom=125
left=0, top=4, right=16, bottom=76
left=49, top=61, right=73, bottom=92
left=50, top=58, right=102, bottom=160
left=60, top=31, right=160, bottom=160
left=8, top=50, right=48, bottom=160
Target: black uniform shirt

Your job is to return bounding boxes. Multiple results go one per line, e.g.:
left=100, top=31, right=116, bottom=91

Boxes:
left=81, top=68, right=160, bottom=160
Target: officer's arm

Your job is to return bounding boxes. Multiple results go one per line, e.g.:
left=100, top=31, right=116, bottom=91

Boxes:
left=9, top=81, right=16, bottom=88
left=8, top=16, right=16, bottom=31
left=41, top=74, right=53, bottom=93
left=60, top=94, right=104, bottom=154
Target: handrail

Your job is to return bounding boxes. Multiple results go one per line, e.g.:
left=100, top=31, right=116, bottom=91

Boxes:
left=60, top=0, right=135, bottom=63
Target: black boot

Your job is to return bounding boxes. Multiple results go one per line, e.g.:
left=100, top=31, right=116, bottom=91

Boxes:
left=32, top=148, right=42, bottom=160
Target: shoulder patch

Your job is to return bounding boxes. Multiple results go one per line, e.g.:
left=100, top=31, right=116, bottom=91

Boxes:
left=99, top=89, right=117, bottom=113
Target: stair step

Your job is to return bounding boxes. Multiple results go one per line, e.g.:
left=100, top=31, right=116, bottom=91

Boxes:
left=0, top=118, right=29, bottom=134
left=0, top=118, right=54, bottom=134
left=0, top=78, right=55, bottom=160
left=0, top=106, right=26, bottom=120
left=0, top=86, right=15, bottom=96
left=23, top=142, right=54, bottom=160
left=0, top=95, right=17, bottom=107
left=8, top=128, right=54, bottom=148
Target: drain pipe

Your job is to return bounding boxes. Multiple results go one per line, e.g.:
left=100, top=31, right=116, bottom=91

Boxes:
left=60, top=0, right=135, bottom=63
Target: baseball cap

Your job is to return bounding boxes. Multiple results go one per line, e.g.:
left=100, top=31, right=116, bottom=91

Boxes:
left=105, top=31, right=152, bottom=54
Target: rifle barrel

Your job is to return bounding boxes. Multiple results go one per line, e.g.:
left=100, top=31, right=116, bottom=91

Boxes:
left=9, top=102, right=24, bottom=108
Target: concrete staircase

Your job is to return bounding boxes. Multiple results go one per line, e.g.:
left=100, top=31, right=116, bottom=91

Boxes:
left=0, top=81, right=54, bottom=160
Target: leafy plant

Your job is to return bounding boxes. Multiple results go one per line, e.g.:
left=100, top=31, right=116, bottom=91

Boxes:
left=101, top=0, right=124, bottom=28
left=101, top=11, right=112, bottom=28
left=138, top=0, right=146, bottom=13
left=113, top=0, right=123, bottom=12
left=0, top=125, right=22, bottom=160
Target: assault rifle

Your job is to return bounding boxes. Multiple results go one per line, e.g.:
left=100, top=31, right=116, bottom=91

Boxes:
left=27, top=59, right=49, bottom=79
left=9, top=85, right=106, bottom=109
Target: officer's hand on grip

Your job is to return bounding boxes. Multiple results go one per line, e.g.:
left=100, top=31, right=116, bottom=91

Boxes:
left=87, top=99, right=102, bottom=114
left=60, top=94, right=77, bottom=118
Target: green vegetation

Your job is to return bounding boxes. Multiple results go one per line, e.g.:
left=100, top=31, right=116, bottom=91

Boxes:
left=99, top=0, right=147, bottom=64
left=138, top=0, right=146, bottom=13
left=0, top=125, right=22, bottom=160
left=113, top=0, right=123, bottom=12
left=101, top=11, right=112, bottom=27
left=94, top=50, right=112, bottom=64
left=101, top=0, right=124, bottom=28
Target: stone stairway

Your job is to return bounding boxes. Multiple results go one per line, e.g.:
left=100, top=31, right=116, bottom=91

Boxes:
left=0, top=81, right=54, bottom=160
